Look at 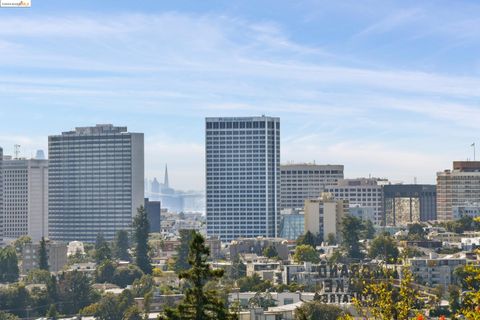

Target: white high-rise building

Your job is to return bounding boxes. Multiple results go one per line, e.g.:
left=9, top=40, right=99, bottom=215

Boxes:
left=48, top=124, right=144, bottom=242
left=2, top=158, right=48, bottom=242
left=205, top=116, right=280, bottom=241
left=324, top=178, right=387, bottom=226
left=280, top=164, right=344, bottom=210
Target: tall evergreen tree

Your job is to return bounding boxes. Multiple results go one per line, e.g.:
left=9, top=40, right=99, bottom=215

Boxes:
left=114, top=230, right=131, bottom=261
left=95, top=233, right=112, bottom=264
left=173, top=229, right=195, bottom=273
left=39, top=237, right=49, bottom=271
left=133, top=206, right=152, bottom=274
left=341, top=215, right=365, bottom=260
left=161, top=231, right=232, bottom=320
left=0, top=246, right=19, bottom=282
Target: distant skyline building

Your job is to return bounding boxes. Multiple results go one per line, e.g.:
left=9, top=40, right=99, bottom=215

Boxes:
left=48, top=124, right=144, bottom=242
left=383, top=184, right=436, bottom=226
left=35, top=150, right=45, bottom=160
left=205, top=116, right=280, bottom=241
left=144, top=198, right=161, bottom=233
left=324, top=178, right=387, bottom=226
left=437, top=161, right=480, bottom=221
left=280, top=163, right=344, bottom=210
left=2, top=157, right=48, bottom=242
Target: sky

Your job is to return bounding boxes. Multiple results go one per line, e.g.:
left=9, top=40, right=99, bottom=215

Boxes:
left=1, top=0, right=480, bottom=190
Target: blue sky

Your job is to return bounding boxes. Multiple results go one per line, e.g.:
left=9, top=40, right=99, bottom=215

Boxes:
left=1, top=0, right=480, bottom=190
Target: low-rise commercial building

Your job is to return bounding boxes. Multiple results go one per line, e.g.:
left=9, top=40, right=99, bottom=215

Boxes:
left=229, top=237, right=290, bottom=261
left=21, top=241, right=68, bottom=274
left=408, top=253, right=468, bottom=287
left=304, top=193, right=346, bottom=242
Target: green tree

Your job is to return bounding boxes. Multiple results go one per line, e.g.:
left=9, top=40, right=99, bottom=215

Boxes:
left=408, top=223, right=426, bottom=240
left=297, top=231, right=319, bottom=247
left=237, top=274, right=272, bottom=292
left=114, top=230, right=131, bottom=261
left=46, top=275, right=59, bottom=304
left=95, top=233, right=112, bottom=264
left=0, top=283, right=29, bottom=317
left=293, top=244, right=320, bottom=263
left=363, top=220, right=376, bottom=240
left=326, top=233, right=337, bottom=245
left=132, top=274, right=154, bottom=297
left=248, top=292, right=276, bottom=309
left=161, top=231, right=233, bottom=320
left=228, top=254, right=246, bottom=280
left=95, top=259, right=116, bottom=283
left=39, top=237, right=49, bottom=271
left=0, top=246, right=19, bottom=282
left=173, top=229, right=195, bottom=273
left=0, top=311, right=19, bottom=320
left=112, top=265, right=144, bottom=288
left=13, top=235, right=32, bottom=254
left=25, top=269, right=51, bottom=284
left=58, top=270, right=99, bottom=314
left=341, top=215, right=365, bottom=260
left=368, top=233, right=399, bottom=263
left=46, top=304, right=58, bottom=320
left=294, top=301, right=345, bottom=320
left=262, top=245, right=278, bottom=259
left=123, top=305, right=142, bottom=320
left=448, top=285, right=461, bottom=314
left=133, top=206, right=152, bottom=274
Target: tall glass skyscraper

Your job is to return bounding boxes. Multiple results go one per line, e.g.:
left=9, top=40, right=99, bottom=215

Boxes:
left=48, top=124, right=144, bottom=242
left=205, top=116, right=280, bottom=241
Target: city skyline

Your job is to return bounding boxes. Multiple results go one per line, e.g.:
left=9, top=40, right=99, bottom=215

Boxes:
left=1, top=1, right=480, bottom=190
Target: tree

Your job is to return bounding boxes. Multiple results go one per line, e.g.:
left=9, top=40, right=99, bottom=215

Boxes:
left=112, top=265, right=144, bottom=288
left=161, top=231, right=233, bottom=320
left=39, top=237, right=49, bottom=271
left=173, top=229, right=195, bottom=273
left=132, top=274, right=154, bottom=297
left=363, top=220, right=376, bottom=240
left=123, top=305, right=142, bottom=320
left=0, top=311, right=19, bottom=320
left=341, top=215, right=365, bottom=260
left=46, top=275, right=59, bottom=304
left=326, top=233, right=337, bottom=245
left=114, top=230, right=131, bottom=261
left=13, top=235, right=32, bottom=254
left=46, top=304, right=58, bottom=320
left=25, top=269, right=51, bottom=284
left=95, top=259, right=116, bottom=283
left=262, top=245, right=278, bottom=259
left=408, top=223, right=426, bottom=240
left=294, top=301, right=345, bottom=320
left=297, top=231, right=320, bottom=247
left=0, top=246, right=19, bottom=282
left=58, top=270, right=99, bottom=314
left=248, top=292, right=276, bottom=309
left=293, top=245, right=320, bottom=263
left=237, top=274, right=272, bottom=292
left=368, top=233, right=399, bottom=263
left=133, top=206, right=152, bottom=274
left=228, top=254, right=246, bottom=280
left=448, top=285, right=461, bottom=314
left=455, top=265, right=480, bottom=319
left=95, top=233, right=112, bottom=264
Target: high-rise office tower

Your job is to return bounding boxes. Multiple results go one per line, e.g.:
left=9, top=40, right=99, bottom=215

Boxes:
left=48, top=124, right=144, bottom=242
left=324, top=178, right=387, bottom=226
left=437, top=161, right=480, bottom=221
left=205, top=116, right=280, bottom=241
left=2, top=157, right=48, bottom=242
left=280, top=163, right=344, bottom=210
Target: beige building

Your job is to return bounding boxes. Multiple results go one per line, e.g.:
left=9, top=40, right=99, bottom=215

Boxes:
left=304, top=193, right=347, bottom=242
left=437, top=161, right=480, bottom=221
left=2, top=157, right=48, bottom=242
left=21, top=241, right=67, bottom=274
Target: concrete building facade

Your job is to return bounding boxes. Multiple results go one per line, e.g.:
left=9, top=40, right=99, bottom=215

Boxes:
left=48, top=124, right=144, bottom=242
left=304, top=193, right=347, bottom=242
left=280, top=164, right=343, bottom=210
left=2, top=158, right=48, bottom=242
left=205, top=116, right=280, bottom=241
left=145, top=198, right=161, bottom=233
left=437, top=161, right=480, bottom=221
left=383, top=184, right=436, bottom=226
left=324, top=178, right=386, bottom=226
left=21, top=241, right=68, bottom=273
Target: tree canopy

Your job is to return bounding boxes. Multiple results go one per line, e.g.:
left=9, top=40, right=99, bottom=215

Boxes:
left=133, top=206, right=152, bottom=274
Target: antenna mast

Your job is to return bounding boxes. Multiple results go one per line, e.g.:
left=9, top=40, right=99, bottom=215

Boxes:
left=14, top=144, right=21, bottom=159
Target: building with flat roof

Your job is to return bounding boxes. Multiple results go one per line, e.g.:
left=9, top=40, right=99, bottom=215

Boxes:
left=21, top=241, right=68, bottom=273
left=437, top=161, right=480, bottom=220
left=48, top=124, right=144, bottom=242
left=205, top=116, right=280, bottom=241
left=145, top=198, right=161, bottom=233
left=304, top=193, right=347, bottom=242
left=280, top=164, right=343, bottom=210
left=2, top=158, right=48, bottom=242
left=324, top=178, right=386, bottom=226
left=383, top=184, right=436, bottom=226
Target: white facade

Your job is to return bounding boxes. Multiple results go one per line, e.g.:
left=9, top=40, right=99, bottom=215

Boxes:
left=205, top=116, right=280, bottom=241
left=2, top=158, right=48, bottom=242
left=280, top=164, right=343, bottom=210
left=324, top=178, right=386, bottom=226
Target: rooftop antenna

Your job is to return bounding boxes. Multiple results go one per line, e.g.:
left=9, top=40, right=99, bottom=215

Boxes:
left=471, top=142, right=476, bottom=161
left=14, top=144, right=20, bottom=159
